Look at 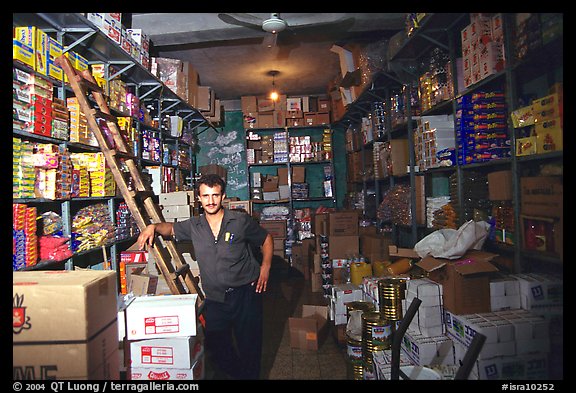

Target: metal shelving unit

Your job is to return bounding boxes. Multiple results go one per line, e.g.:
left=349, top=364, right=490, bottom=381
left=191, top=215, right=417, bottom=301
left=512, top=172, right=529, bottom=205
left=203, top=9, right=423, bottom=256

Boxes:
left=13, top=13, right=215, bottom=273
left=337, top=13, right=563, bottom=270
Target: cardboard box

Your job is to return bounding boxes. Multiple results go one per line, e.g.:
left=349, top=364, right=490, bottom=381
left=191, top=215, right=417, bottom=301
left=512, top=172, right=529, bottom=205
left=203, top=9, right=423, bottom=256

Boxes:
left=416, top=250, right=499, bottom=314
left=487, top=170, right=513, bottom=201
left=129, top=335, right=203, bottom=369
left=129, top=273, right=159, bottom=296
left=198, top=164, right=227, bottom=181
left=130, top=356, right=204, bottom=380
left=360, top=234, right=393, bottom=260
left=329, top=210, right=359, bottom=236
left=260, top=220, right=287, bottom=238
left=13, top=321, right=119, bottom=380
left=288, top=305, right=329, bottom=350
left=262, top=175, right=279, bottom=192
left=160, top=191, right=193, bottom=206
left=241, top=95, right=257, bottom=114
left=162, top=205, right=193, bottom=219
left=388, top=245, right=420, bottom=259
left=13, top=270, right=119, bottom=379
left=228, top=200, right=252, bottom=214
left=125, top=294, right=198, bottom=340
left=292, top=166, right=306, bottom=183
left=520, top=176, right=563, bottom=218
left=13, top=270, right=117, bottom=342
left=328, top=235, right=359, bottom=259
left=313, top=213, right=330, bottom=236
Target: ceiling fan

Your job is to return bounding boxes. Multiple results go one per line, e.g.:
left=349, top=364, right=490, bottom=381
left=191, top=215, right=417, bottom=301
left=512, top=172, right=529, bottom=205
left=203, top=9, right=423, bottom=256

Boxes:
left=217, top=13, right=355, bottom=50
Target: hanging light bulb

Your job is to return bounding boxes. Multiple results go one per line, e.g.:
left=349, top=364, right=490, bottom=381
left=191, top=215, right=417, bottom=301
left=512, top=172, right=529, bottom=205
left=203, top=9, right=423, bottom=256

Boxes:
left=268, top=70, right=280, bottom=102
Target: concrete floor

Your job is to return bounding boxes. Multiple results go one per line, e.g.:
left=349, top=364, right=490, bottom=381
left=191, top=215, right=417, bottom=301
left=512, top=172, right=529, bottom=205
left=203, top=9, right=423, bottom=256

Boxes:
left=202, top=255, right=350, bottom=381
left=260, top=257, right=349, bottom=380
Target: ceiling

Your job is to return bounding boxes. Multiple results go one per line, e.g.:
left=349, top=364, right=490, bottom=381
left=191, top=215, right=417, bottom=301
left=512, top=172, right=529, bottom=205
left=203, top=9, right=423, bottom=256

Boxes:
left=130, top=13, right=407, bottom=103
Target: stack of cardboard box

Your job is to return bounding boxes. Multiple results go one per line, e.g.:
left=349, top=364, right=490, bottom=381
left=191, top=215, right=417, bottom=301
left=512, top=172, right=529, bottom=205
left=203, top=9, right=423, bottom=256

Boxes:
left=124, top=294, right=204, bottom=380
left=241, top=94, right=331, bottom=129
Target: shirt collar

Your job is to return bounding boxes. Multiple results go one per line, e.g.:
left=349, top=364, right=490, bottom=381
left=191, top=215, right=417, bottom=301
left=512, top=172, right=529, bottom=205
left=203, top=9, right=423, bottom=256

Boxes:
left=196, top=207, right=236, bottom=226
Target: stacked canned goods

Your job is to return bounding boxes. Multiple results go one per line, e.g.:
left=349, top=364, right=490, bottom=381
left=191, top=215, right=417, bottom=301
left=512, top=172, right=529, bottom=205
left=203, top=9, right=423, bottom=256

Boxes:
left=318, top=235, right=332, bottom=297
left=378, top=275, right=408, bottom=322
left=371, top=101, right=387, bottom=140
left=345, top=302, right=376, bottom=379
left=361, top=311, right=393, bottom=379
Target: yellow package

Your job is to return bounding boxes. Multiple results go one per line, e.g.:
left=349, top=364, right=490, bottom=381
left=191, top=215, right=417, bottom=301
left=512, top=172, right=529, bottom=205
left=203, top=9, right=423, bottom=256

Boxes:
left=510, top=105, right=534, bottom=128
left=516, top=136, right=537, bottom=156
left=536, top=128, right=563, bottom=153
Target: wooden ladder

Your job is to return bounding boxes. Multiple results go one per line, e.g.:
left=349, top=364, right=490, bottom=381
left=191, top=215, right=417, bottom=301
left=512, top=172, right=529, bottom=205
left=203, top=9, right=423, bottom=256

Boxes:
left=55, top=54, right=204, bottom=300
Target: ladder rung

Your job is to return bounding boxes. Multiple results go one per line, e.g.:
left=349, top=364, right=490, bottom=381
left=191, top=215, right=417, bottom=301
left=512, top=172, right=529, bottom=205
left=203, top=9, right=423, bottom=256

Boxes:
left=93, top=110, right=118, bottom=123
left=109, top=149, right=137, bottom=160
left=130, top=189, right=156, bottom=199
left=77, top=76, right=104, bottom=94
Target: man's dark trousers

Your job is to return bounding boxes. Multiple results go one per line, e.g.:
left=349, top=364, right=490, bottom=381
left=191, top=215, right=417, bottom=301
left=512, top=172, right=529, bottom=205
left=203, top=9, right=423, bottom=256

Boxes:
left=203, top=283, right=263, bottom=379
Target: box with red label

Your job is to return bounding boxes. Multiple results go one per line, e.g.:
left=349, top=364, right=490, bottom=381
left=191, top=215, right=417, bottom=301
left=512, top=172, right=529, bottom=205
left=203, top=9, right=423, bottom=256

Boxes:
left=121, top=250, right=148, bottom=264
left=129, top=335, right=204, bottom=369
left=129, top=356, right=204, bottom=380
left=125, top=294, right=198, bottom=340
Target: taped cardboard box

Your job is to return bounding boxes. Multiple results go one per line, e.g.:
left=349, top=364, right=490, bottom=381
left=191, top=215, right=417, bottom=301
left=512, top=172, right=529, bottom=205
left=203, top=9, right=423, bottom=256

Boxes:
left=416, top=250, right=499, bottom=315
left=129, top=334, right=204, bottom=369
left=125, top=294, right=198, bottom=340
left=289, top=305, right=329, bottom=350
left=13, top=270, right=119, bottom=380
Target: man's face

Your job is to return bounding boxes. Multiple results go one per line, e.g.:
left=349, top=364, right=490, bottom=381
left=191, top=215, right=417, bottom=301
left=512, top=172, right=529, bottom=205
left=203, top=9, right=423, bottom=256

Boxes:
left=198, top=183, right=225, bottom=215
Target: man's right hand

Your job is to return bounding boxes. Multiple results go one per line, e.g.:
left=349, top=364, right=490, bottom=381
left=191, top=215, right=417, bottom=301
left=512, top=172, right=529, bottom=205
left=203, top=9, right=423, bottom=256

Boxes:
left=137, top=224, right=157, bottom=250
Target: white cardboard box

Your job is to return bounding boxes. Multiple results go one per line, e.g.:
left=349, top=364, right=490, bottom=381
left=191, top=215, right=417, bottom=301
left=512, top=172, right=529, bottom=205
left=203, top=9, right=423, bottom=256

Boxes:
left=129, top=336, right=203, bottom=369
left=162, top=204, right=193, bottom=219
left=125, top=294, right=198, bottom=340
left=130, top=356, right=204, bottom=380
left=160, top=191, right=194, bottom=206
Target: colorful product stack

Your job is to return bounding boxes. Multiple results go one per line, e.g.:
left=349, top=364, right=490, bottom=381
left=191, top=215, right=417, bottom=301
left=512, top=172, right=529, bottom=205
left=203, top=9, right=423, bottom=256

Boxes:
left=71, top=203, right=116, bottom=253
left=88, top=152, right=116, bottom=197
left=67, top=97, right=97, bottom=147
left=117, top=116, right=139, bottom=157
left=13, top=67, right=54, bottom=137
left=141, top=129, right=162, bottom=162
left=33, top=143, right=73, bottom=200
left=51, top=98, right=69, bottom=140
left=13, top=137, right=36, bottom=199
left=108, top=79, right=129, bottom=114
left=116, top=202, right=139, bottom=241
left=461, top=13, right=505, bottom=88
left=418, top=48, right=454, bottom=112
left=456, top=91, right=510, bottom=165
left=13, top=203, right=38, bottom=270
left=274, top=131, right=288, bottom=163
left=414, top=114, right=456, bottom=170
left=70, top=153, right=91, bottom=197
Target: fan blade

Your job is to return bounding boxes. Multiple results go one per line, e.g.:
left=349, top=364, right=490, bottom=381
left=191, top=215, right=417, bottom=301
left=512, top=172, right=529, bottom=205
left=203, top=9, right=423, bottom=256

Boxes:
left=287, top=16, right=356, bottom=37
left=217, top=13, right=263, bottom=30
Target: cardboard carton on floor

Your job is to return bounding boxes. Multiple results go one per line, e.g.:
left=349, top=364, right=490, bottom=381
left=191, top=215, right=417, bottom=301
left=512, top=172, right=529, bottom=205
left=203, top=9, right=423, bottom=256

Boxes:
left=129, top=335, right=204, bottom=369
left=416, top=250, right=499, bottom=315
left=289, top=305, right=329, bottom=350
left=125, top=294, right=198, bottom=340
left=13, top=270, right=119, bottom=380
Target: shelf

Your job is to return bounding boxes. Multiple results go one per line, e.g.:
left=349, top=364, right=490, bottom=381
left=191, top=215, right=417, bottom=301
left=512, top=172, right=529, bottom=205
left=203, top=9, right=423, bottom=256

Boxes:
left=13, top=12, right=204, bottom=275
left=251, top=199, right=290, bottom=204
left=517, top=151, right=563, bottom=164
left=13, top=13, right=216, bottom=132
left=290, top=160, right=332, bottom=166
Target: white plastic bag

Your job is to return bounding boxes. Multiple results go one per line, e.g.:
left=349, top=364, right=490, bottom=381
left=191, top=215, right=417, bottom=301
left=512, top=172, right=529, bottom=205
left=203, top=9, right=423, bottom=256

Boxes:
left=414, top=220, right=490, bottom=259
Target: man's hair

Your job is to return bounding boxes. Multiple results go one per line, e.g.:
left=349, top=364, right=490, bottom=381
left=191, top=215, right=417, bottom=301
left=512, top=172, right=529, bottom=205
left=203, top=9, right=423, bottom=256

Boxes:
left=197, top=173, right=226, bottom=194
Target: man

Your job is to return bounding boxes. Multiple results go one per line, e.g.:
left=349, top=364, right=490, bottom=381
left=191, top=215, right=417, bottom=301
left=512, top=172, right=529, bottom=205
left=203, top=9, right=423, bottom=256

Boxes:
left=137, top=174, right=273, bottom=379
